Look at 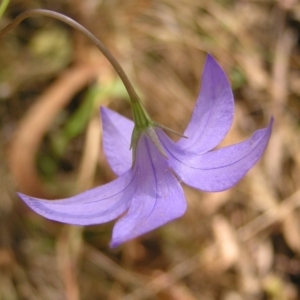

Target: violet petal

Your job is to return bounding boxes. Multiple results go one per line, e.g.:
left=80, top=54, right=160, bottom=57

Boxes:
left=101, top=106, right=133, bottom=175
left=110, top=134, right=186, bottom=248
left=18, top=171, right=135, bottom=225
left=159, top=118, right=273, bottom=192
left=177, top=54, right=234, bottom=153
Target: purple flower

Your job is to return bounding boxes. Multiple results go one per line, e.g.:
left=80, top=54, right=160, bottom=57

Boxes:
left=18, top=55, right=273, bottom=247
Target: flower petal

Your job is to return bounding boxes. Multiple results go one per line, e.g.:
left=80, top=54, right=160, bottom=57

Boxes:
left=101, top=107, right=133, bottom=175
left=18, top=171, right=135, bottom=225
left=159, top=118, right=273, bottom=192
left=178, top=54, right=234, bottom=153
left=110, top=134, right=187, bottom=247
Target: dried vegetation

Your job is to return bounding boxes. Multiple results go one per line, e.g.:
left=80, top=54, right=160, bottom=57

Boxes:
left=1, top=0, right=300, bottom=299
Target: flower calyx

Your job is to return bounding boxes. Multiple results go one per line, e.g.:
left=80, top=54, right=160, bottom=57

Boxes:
left=130, top=98, right=167, bottom=165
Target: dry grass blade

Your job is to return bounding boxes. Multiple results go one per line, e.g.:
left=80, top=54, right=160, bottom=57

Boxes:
left=212, top=215, right=240, bottom=271
left=84, top=245, right=146, bottom=287
left=122, top=255, right=201, bottom=300
left=238, top=189, right=300, bottom=241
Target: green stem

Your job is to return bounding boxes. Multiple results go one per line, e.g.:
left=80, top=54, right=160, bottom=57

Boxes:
left=0, top=0, right=10, bottom=19
left=0, top=9, right=141, bottom=104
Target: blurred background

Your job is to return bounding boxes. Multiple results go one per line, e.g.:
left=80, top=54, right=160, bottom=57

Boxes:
left=0, top=0, right=300, bottom=299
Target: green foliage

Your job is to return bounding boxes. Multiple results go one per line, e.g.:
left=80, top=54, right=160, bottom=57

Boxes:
left=0, top=0, right=9, bottom=19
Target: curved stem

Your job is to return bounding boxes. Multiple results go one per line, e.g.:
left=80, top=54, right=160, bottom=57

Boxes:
left=0, top=9, right=140, bottom=103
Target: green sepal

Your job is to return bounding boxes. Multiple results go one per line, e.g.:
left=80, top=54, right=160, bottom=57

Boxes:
left=131, top=98, right=152, bottom=130
left=153, top=121, right=188, bottom=139
left=130, top=97, right=170, bottom=167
